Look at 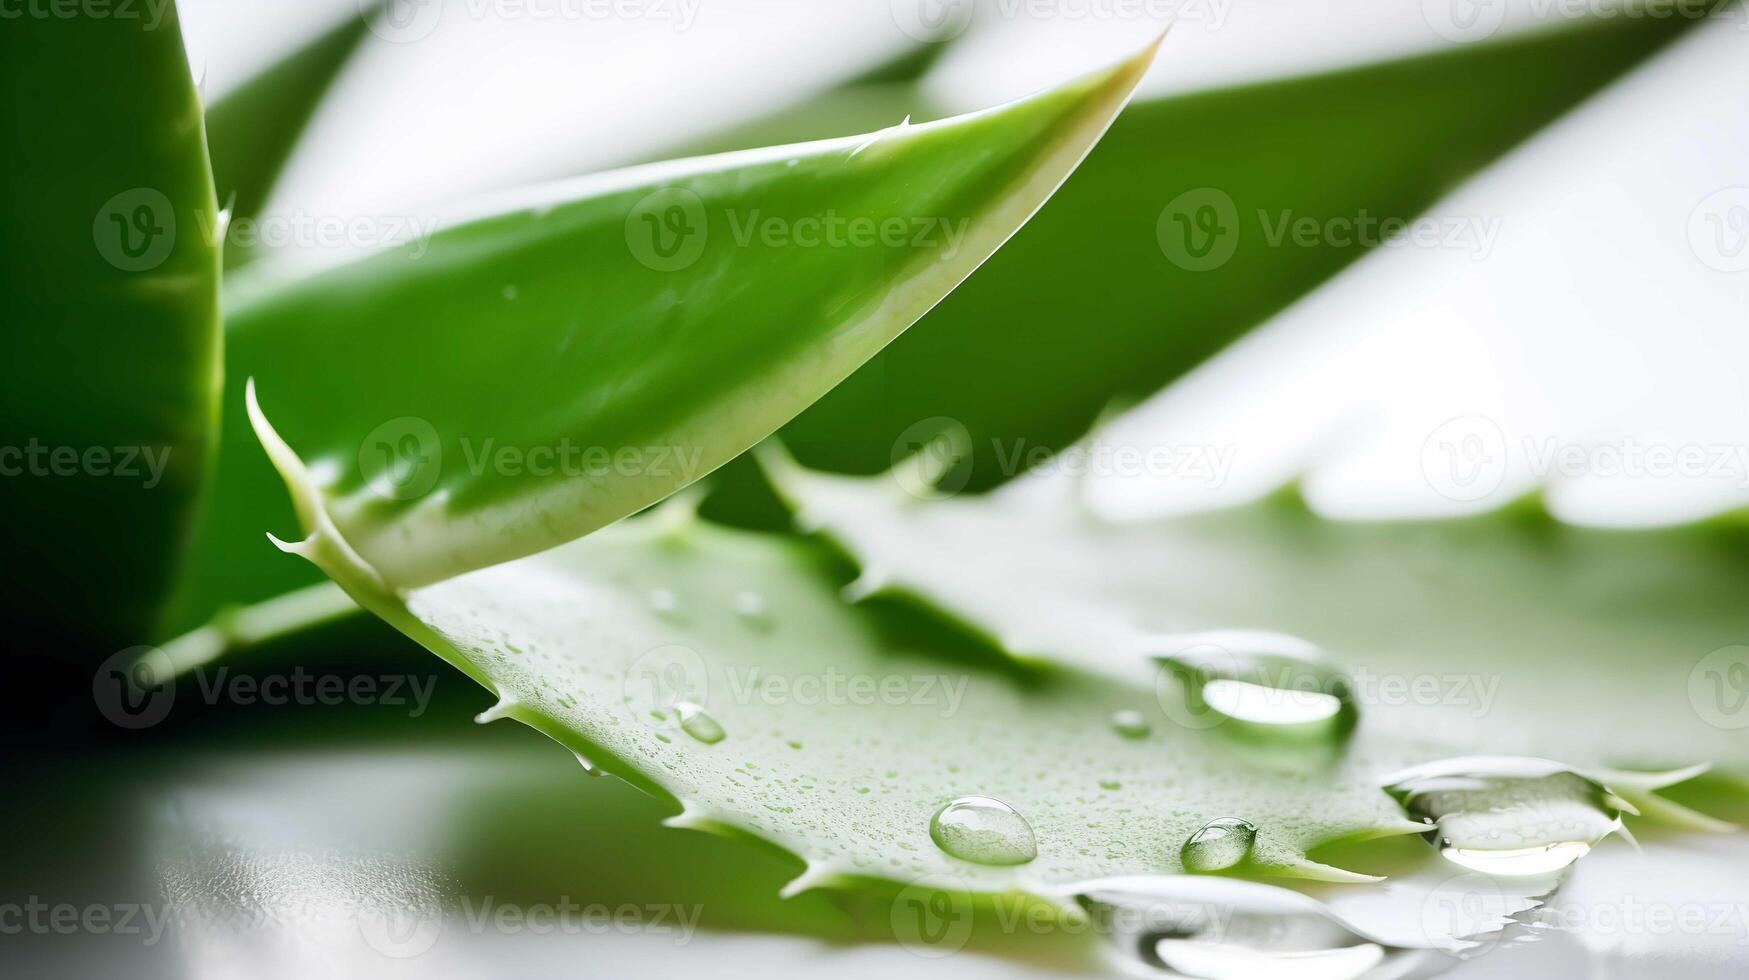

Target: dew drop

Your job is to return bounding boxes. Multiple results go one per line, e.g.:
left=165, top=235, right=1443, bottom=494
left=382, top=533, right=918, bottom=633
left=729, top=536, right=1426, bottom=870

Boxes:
left=929, top=796, right=1037, bottom=866
left=732, top=590, right=773, bottom=631
left=1383, top=756, right=1629, bottom=877
left=675, top=701, right=725, bottom=745
left=1181, top=817, right=1257, bottom=873
left=646, top=588, right=684, bottom=622
left=1156, top=630, right=1356, bottom=734
left=1070, top=876, right=1443, bottom=980
left=1110, top=709, right=1151, bottom=739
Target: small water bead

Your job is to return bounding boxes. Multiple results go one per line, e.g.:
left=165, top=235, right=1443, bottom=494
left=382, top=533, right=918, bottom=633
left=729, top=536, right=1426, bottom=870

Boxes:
left=929, top=796, right=1038, bottom=866
left=732, top=590, right=773, bottom=631
left=1110, top=709, right=1151, bottom=739
left=1383, top=756, right=1629, bottom=877
left=1155, top=630, right=1356, bottom=734
left=1070, top=876, right=1442, bottom=980
left=1181, top=818, right=1257, bottom=873
left=646, top=588, right=684, bottom=622
left=675, top=701, right=726, bottom=745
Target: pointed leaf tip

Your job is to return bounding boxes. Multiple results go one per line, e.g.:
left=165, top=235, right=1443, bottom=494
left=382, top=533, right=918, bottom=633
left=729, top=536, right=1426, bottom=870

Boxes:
left=235, top=43, right=1156, bottom=593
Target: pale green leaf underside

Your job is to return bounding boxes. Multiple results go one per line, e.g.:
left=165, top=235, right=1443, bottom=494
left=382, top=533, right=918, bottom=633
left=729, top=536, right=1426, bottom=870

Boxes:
left=389, top=508, right=1428, bottom=893
left=765, top=455, right=1749, bottom=782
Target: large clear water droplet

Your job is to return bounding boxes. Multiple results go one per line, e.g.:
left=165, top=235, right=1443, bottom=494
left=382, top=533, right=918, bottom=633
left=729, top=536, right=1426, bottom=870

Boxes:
left=674, top=701, right=725, bottom=745
left=1181, top=818, right=1257, bottom=873
left=1070, top=876, right=1444, bottom=980
left=1383, top=756, right=1629, bottom=877
left=930, top=796, right=1037, bottom=866
left=1155, top=630, right=1356, bottom=735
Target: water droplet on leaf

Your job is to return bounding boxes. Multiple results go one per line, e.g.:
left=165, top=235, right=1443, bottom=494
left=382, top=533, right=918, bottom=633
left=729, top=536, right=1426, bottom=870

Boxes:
left=1110, top=709, right=1151, bottom=739
left=647, top=588, right=684, bottom=622
left=1383, top=756, right=1631, bottom=877
left=1071, top=875, right=1441, bottom=980
left=675, top=701, right=725, bottom=745
left=1156, top=630, right=1356, bottom=735
left=732, top=590, right=773, bottom=630
left=1181, top=817, right=1257, bottom=872
left=930, top=796, right=1037, bottom=866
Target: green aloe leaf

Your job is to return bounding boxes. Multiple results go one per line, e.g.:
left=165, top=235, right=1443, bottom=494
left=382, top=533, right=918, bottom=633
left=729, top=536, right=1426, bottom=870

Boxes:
left=205, top=6, right=373, bottom=270
left=158, top=19, right=1689, bottom=634
left=167, top=40, right=1156, bottom=634
left=758, top=449, right=1749, bottom=786
left=251, top=479, right=1429, bottom=891
left=780, top=17, right=1698, bottom=485
left=0, top=5, right=221, bottom=654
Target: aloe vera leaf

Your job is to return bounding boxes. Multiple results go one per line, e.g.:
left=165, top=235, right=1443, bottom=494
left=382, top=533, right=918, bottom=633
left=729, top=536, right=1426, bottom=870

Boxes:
left=204, top=5, right=373, bottom=269
left=781, top=16, right=1699, bottom=483
left=1084, top=15, right=1749, bottom=527
left=759, top=449, right=1749, bottom=785
left=158, top=18, right=1687, bottom=636
left=251, top=443, right=1425, bottom=890
left=751, top=17, right=1749, bottom=785
left=162, top=40, right=1156, bottom=630
left=0, top=5, right=221, bottom=654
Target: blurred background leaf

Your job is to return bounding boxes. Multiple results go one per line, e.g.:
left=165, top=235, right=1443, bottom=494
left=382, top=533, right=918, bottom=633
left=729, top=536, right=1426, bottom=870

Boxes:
left=1, top=4, right=220, bottom=699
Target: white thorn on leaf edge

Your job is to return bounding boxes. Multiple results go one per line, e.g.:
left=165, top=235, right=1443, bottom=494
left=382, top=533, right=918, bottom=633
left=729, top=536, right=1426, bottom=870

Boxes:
left=778, top=863, right=839, bottom=898
left=475, top=694, right=519, bottom=724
